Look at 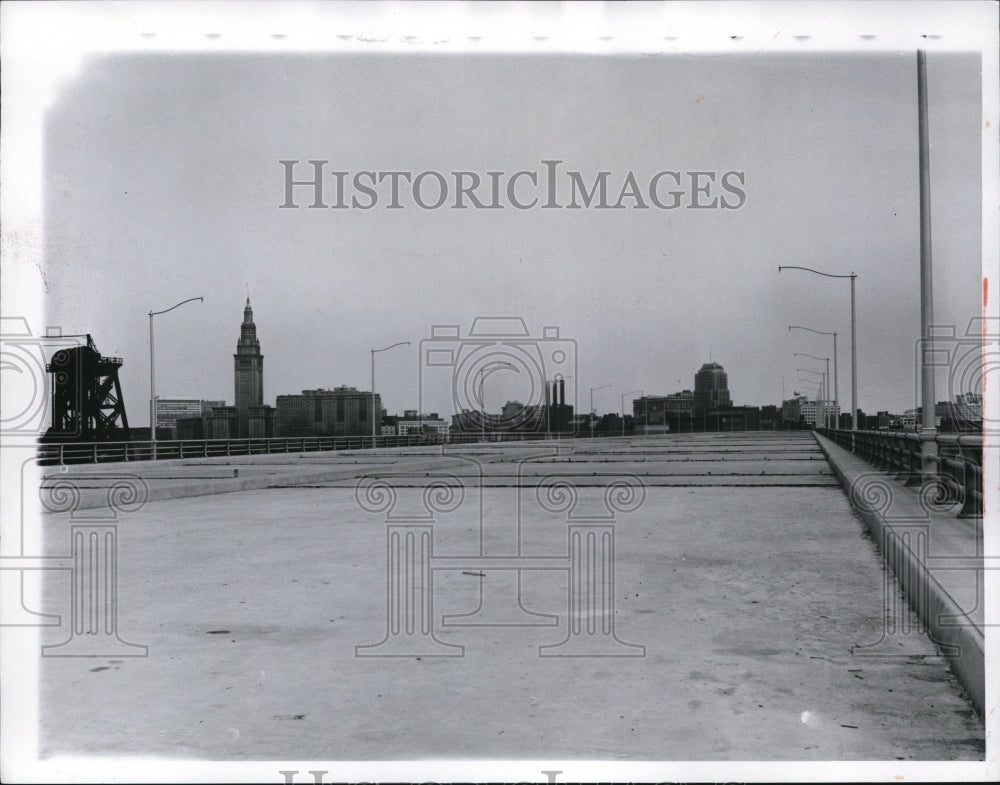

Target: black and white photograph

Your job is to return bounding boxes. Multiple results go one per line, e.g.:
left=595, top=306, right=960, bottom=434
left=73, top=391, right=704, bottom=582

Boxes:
left=1, top=1, right=997, bottom=782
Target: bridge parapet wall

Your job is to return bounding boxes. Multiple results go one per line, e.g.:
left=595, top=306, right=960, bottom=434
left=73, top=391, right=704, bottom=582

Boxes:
left=819, top=428, right=982, bottom=518
left=814, top=431, right=986, bottom=718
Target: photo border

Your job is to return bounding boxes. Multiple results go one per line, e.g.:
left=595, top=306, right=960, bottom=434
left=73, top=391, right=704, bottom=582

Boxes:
left=2, top=2, right=997, bottom=782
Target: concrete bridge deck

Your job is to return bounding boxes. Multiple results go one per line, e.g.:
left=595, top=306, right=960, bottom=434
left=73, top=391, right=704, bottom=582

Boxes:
left=31, top=432, right=841, bottom=510
left=14, top=432, right=987, bottom=773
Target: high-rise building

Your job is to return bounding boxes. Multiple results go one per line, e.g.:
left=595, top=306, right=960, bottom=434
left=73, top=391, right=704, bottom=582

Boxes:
left=693, top=362, right=732, bottom=412
left=234, top=297, right=264, bottom=438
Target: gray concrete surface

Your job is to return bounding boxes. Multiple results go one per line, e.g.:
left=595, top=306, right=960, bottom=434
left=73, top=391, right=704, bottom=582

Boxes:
left=26, top=433, right=986, bottom=764
left=814, top=432, right=986, bottom=717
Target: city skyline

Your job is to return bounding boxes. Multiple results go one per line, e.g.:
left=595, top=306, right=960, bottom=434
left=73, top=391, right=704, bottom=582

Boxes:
left=153, top=297, right=970, bottom=432
left=3, top=4, right=996, bottom=782
left=3, top=8, right=989, bottom=429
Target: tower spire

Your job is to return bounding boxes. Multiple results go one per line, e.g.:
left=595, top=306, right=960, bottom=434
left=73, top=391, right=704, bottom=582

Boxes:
left=234, top=295, right=263, bottom=438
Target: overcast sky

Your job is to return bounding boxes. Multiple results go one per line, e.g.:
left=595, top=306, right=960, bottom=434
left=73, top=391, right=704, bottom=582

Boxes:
left=19, top=26, right=988, bottom=424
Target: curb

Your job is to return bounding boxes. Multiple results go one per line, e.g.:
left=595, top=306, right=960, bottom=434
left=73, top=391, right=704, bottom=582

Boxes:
left=813, top=432, right=985, bottom=718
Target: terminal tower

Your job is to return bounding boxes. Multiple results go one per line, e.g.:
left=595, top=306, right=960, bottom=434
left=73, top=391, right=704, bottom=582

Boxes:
left=234, top=297, right=263, bottom=438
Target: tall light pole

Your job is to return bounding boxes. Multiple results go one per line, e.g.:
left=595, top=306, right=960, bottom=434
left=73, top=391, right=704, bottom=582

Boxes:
left=795, top=353, right=831, bottom=428
left=477, top=361, right=517, bottom=442
left=917, top=49, right=937, bottom=482
left=779, top=266, right=857, bottom=433
left=789, top=326, right=838, bottom=429
left=797, top=379, right=821, bottom=402
left=621, top=390, right=642, bottom=437
left=797, top=367, right=827, bottom=421
left=149, top=296, right=203, bottom=454
left=589, top=384, right=610, bottom=438
left=797, top=377, right=821, bottom=424
left=371, top=341, right=410, bottom=441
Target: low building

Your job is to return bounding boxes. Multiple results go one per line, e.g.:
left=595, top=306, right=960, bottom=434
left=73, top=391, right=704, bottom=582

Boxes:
left=172, top=400, right=265, bottom=440
left=248, top=405, right=275, bottom=438
left=634, top=391, right=694, bottom=432
left=210, top=406, right=239, bottom=439
left=155, top=397, right=226, bottom=439
left=781, top=396, right=806, bottom=426
left=380, top=414, right=399, bottom=436
left=800, top=400, right=840, bottom=428
left=175, top=417, right=205, bottom=440
left=937, top=393, right=982, bottom=431
left=275, top=386, right=380, bottom=437
left=450, top=401, right=569, bottom=434
left=395, top=412, right=449, bottom=437
left=956, top=392, right=983, bottom=421
left=499, top=400, right=547, bottom=431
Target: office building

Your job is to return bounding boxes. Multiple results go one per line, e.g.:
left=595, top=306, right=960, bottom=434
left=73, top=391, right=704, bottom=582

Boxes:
left=395, top=410, right=449, bottom=437
left=694, top=362, right=732, bottom=413
left=155, top=398, right=226, bottom=438
left=248, top=405, right=275, bottom=438
left=210, top=405, right=239, bottom=439
left=800, top=399, right=839, bottom=427
left=635, top=391, right=694, bottom=432
left=275, top=386, right=379, bottom=437
left=781, top=396, right=807, bottom=426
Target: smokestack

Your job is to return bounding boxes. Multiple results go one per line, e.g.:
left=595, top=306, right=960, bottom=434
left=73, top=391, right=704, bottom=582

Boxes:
left=545, top=381, right=555, bottom=431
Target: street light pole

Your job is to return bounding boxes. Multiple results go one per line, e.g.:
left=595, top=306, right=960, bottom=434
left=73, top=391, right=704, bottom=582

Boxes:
left=797, top=377, right=821, bottom=423
left=825, top=356, right=831, bottom=427
left=917, top=49, right=938, bottom=483
left=621, top=390, right=642, bottom=437
left=371, top=341, right=410, bottom=442
left=149, top=316, right=155, bottom=444
left=789, top=326, right=838, bottom=430
left=149, top=296, right=203, bottom=456
left=797, top=367, right=826, bottom=418
left=850, top=274, right=857, bottom=430
left=824, top=356, right=830, bottom=428
left=780, top=266, right=858, bottom=434
left=590, top=384, right=610, bottom=438
left=794, top=353, right=831, bottom=428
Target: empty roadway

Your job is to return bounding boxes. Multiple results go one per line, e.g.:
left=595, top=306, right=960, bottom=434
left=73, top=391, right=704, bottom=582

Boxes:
left=31, top=432, right=984, bottom=763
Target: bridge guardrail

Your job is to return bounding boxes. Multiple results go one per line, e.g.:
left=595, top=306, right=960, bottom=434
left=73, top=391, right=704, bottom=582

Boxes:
left=818, top=428, right=982, bottom=518
left=38, top=427, right=819, bottom=467
left=35, top=431, right=569, bottom=466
